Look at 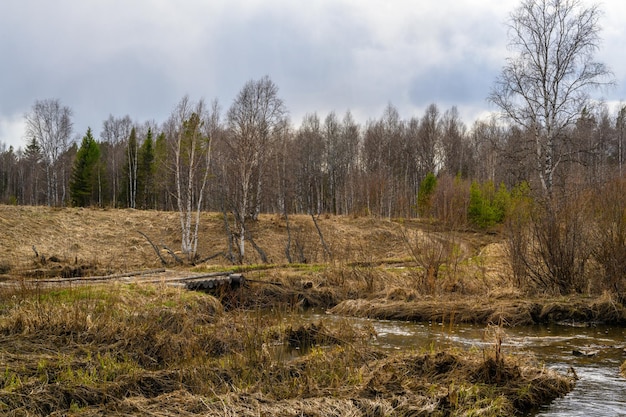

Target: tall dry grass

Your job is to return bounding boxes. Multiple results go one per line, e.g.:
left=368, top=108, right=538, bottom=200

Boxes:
left=0, top=282, right=573, bottom=416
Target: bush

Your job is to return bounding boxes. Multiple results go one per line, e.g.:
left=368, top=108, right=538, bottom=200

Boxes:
left=504, top=182, right=533, bottom=288
left=505, top=185, right=592, bottom=295
left=431, top=174, right=470, bottom=228
left=590, top=178, right=626, bottom=296
left=468, top=181, right=510, bottom=229
left=417, top=172, right=437, bottom=217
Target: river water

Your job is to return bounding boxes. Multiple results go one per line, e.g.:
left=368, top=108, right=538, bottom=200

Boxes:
left=301, top=311, right=626, bottom=416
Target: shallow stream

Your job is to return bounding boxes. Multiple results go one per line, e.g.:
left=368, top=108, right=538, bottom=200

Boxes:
left=300, top=311, right=626, bottom=416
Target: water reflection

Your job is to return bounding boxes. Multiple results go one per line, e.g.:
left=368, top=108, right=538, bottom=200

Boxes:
left=301, top=311, right=626, bottom=416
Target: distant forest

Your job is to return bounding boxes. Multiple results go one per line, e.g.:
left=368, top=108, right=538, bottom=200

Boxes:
left=3, top=0, right=623, bottom=294
left=0, top=84, right=624, bottom=221
left=0, top=87, right=626, bottom=218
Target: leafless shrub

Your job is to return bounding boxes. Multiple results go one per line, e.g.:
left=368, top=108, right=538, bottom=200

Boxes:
left=431, top=174, right=470, bottom=229
left=505, top=188, right=593, bottom=295
left=401, top=227, right=455, bottom=294
left=590, top=178, right=626, bottom=297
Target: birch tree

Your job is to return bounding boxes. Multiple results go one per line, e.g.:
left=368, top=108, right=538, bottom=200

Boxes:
left=166, top=96, right=216, bottom=261
left=24, top=98, right=73, bottom=206
left=100, top=115, right=132, bottom=207
left=489, top=0, right=613, bottom=197
left=126, top=127, right=139, bottom=209
left=226, top=76, right=286, bottom=261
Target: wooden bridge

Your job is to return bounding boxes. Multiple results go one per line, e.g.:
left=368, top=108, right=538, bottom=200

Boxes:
left=3, top=269, right=248, bottom=292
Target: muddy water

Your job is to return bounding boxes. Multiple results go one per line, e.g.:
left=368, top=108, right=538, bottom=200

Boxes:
left=302, top=311, right=626, bottom=416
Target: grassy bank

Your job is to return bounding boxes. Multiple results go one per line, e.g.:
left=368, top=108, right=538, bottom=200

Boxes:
left=0, top=284, right=573, bottom=416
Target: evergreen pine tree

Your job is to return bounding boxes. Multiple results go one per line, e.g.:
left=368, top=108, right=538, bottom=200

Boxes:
left=23, top=137, right=43, bottom=205
left=137, top=128, right=156, bottom=209
left=24, top=137, right=42, bottom=161
left=70, top=128, right=101, bottom=207
left=468, top=180, right=511, bottom=229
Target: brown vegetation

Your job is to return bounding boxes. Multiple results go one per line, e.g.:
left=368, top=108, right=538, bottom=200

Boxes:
left=0, top=283, right=572, bottom=417
left=1, top=205, right=616, bottom=415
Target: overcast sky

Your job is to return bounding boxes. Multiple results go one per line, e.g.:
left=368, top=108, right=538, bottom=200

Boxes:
left=1, top=0, right=625, bottom=151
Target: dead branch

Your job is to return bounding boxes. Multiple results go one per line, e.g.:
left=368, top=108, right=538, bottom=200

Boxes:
left=195, top=252, right=226, bottom=264
left=161, top=244, right=184, bottom=265
left=246, top=231, right=269, bottom=263
left=311, top=214, right=332, bottom=261
left=221, top=203, right=236, bottom=264
left=138, top=231, right=169, bottom=265
left=26, top=268, right=167, bottom=284
left=284, top=212, right=293, bottom=264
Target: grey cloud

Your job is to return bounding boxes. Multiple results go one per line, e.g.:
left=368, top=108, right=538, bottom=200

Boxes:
left=408, top=60, right=497, bottom=109
left=1, top=0, right=625, bottom=150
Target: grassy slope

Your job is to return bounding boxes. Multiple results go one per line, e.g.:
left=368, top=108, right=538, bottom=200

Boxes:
left=0, top=205, right=506, bottom=286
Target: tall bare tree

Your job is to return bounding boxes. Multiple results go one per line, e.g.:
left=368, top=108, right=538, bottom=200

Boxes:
left=489, top=0, right=613, bottom=196
left=24, top=98, right=73, bottom=206
left=100, top=115, right=132, bottom=207
left=338, top=111, right=361, bottom=214
left=439, top=106, right=468, bottom=177
left=165, top=96, right=217, bottom=261
left=616, top=105, right=626, bottom=177
left=418, top=104, right=441, bottom=177
left=226, top=76, right=287, bottom=261
left=293, top=113, right=325, bottom=214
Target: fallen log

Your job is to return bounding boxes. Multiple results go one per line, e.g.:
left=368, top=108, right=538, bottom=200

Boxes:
left=23, top=268, right=167, bottom=284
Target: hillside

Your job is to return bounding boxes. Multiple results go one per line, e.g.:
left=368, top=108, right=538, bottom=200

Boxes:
left=0, top=205, right=507, bottom=291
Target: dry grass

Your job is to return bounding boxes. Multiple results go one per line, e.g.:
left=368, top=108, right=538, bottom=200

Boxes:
left=0, top=206, right=506, bottom=282
left=0, top=206, right=593, bottom=415
left=0, top=283, right=573, bottom=416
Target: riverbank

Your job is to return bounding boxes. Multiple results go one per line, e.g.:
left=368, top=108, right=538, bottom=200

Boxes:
left=0, top=284, right=574, bottom=416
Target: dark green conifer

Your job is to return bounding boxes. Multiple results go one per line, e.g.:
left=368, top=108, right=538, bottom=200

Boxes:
left=70, top=128, right=101, bottom=207
left=137, top=128, right=156, bottom=209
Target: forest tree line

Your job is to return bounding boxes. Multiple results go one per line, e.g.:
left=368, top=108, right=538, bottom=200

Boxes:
left=0, top=87, right=624, bottom=219
left=1, top=81, right=625, bottom=296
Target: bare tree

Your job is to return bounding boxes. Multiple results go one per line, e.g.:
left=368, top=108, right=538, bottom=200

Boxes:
left=24, top=99, right=73, bottom=206
left=165, top=96, right=217, bottom=261
left=362, top=104, right=406, bottom=217
left=226, top=76, right=287, bottom=261
left=339, top=111, right=361, bottom=214
left=616, top=105, right=626, bottom=177
left=100, top=115, right=132, bottom=207
left=489, top=0, right=613, bottom=197
left=295, top=113, right=325, bottom=214
left=439, top=106, right=468, bottom=177
left=418, top=103, right=441, bottom=177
